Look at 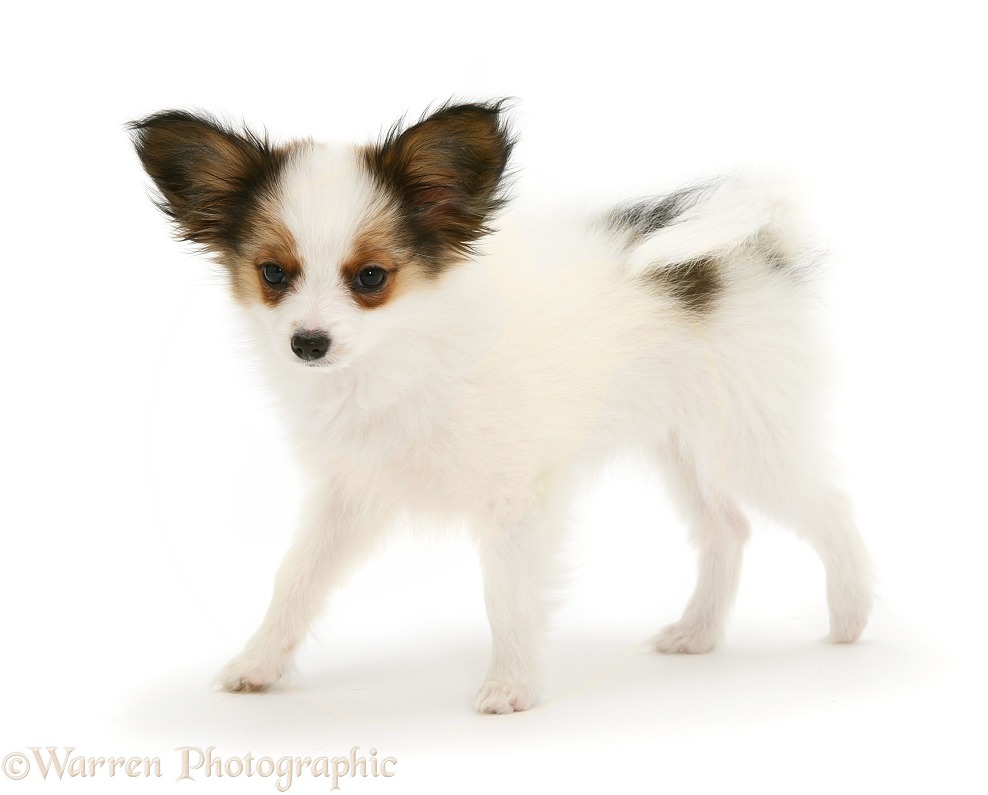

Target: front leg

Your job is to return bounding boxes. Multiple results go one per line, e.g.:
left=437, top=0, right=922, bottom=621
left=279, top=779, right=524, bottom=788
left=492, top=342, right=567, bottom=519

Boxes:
left=475, top=495, right=567, bottom=714
left=216, top=486, right=383, bottom=693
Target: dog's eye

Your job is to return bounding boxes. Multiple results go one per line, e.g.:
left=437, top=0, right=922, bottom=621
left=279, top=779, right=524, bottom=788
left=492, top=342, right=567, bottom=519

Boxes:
left=261, top=263, right=289, bottom=287
left=354, top=265, right=388, bottom=291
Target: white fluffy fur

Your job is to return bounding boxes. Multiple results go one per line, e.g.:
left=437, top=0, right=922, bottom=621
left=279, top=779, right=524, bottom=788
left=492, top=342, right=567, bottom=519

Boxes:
left=215, top=145, right=872, bottom=714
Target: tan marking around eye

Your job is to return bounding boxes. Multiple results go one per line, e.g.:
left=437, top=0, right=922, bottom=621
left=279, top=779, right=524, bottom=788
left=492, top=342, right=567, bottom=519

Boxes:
left=225, top=200, right=304, bottom=306
left=340, top=211, right=432, bottom=309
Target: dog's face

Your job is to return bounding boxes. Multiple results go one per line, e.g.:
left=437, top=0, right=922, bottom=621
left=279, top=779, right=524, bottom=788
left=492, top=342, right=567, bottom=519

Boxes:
left=131, top=103, right=512, bottom=370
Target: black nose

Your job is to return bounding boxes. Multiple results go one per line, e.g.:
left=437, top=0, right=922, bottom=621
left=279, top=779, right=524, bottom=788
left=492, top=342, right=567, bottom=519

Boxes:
left=291, top=331, right=331, bottom=361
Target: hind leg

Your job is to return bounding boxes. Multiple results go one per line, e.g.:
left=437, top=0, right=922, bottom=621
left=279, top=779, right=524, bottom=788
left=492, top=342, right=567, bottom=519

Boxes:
left=757, top=480, right=872, bottom=643
left=654, top=438, right=751, bottom=653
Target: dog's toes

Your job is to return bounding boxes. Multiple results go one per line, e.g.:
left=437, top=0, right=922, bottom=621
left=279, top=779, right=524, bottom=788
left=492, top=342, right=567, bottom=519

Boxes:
left=653, top=621, right=719, bottom=654
left=214, top=653, right=284, bottom=693
left=475, top=680, right=536, bottom=714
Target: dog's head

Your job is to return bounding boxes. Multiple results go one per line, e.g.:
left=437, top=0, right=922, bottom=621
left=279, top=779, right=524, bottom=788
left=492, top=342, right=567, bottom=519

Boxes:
left=130, top=102, right=513, bottom=370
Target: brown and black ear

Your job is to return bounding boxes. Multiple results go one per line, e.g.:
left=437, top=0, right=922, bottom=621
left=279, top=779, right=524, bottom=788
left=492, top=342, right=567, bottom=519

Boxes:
left=365, top=101, right=515, bottom=270
left=128, top=111, right=286, bottom=252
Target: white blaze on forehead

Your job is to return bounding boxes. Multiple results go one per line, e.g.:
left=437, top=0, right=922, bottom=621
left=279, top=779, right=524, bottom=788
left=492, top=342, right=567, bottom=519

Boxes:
left=275, top=143, right=387, bottom=283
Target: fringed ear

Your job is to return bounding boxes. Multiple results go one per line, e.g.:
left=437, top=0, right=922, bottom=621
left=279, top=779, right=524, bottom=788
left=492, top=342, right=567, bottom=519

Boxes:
left=364, top=101, right=514, bottom=269
left=128, top=111, right=287, bottom=252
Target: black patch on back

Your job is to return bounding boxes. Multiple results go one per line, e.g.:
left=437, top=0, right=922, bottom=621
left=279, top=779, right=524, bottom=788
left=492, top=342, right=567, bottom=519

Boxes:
left=648, top=257, right=721, bottom=313
left=606, top=183, right=714, bottom=239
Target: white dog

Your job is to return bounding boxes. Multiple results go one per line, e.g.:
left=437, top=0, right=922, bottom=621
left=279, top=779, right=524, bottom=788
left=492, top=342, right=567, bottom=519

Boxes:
left=130, top=101, right=872, bottom=713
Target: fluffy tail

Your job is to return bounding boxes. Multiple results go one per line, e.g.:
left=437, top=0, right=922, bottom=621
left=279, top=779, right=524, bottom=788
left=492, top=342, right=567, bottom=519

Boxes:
left=608, top=173, right=809, bottom=276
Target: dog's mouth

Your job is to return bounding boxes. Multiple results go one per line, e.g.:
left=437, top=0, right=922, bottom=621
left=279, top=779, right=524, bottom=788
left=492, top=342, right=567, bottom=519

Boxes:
left=288, top=351, right=336, bottom=369
left=287, top=348, right=349, bottom=372
left=298, top=358, right=334, bottom=369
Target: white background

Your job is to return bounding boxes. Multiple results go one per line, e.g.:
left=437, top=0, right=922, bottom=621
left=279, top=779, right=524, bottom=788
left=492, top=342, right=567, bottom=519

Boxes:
left=1, top=1, right=985, bottom=793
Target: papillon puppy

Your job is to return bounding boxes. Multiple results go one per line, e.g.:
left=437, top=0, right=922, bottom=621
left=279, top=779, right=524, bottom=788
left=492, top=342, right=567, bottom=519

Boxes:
left=130, top=101, right=872, bottom=713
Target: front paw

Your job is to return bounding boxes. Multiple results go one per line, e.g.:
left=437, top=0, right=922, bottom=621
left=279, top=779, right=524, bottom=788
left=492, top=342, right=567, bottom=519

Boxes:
left=475, top=680, right=537, bottom=714
left=214, top=651, right=287, bottom=693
